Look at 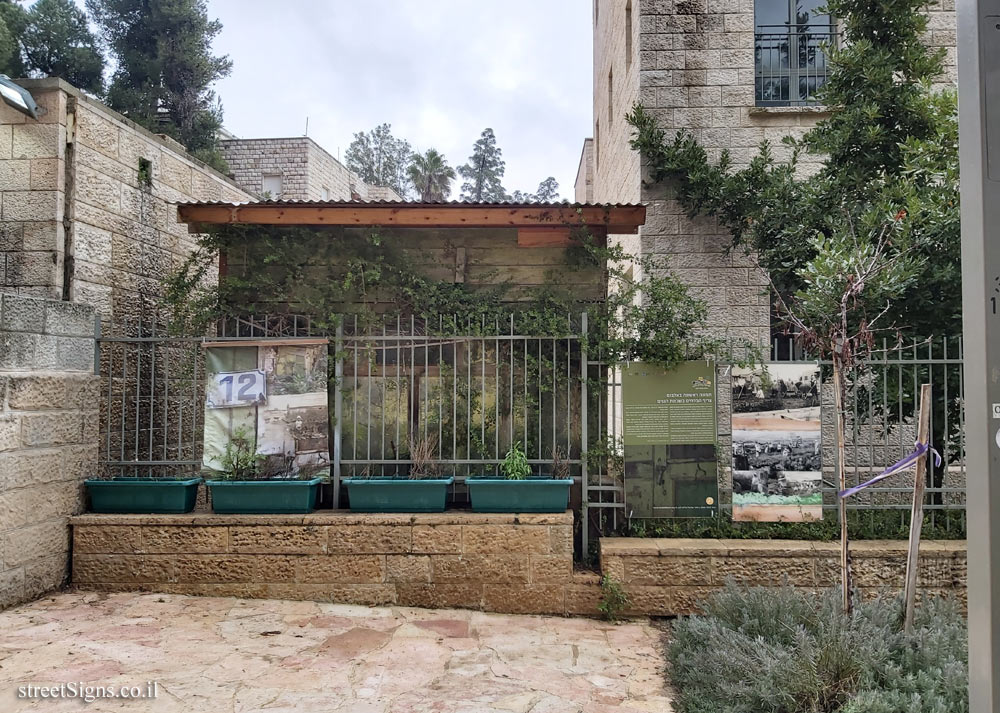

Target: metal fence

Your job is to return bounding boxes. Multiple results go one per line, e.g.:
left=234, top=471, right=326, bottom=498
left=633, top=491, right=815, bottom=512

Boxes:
left=96, top=314, right=966, bottom=553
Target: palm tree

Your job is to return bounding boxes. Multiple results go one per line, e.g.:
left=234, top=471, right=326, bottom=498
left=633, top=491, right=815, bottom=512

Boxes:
left=407, top=149, right=456, bottom=202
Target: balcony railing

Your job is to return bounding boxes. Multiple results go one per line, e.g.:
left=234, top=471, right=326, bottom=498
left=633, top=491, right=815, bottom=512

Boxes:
left=755, top=25, right=838, bottom=107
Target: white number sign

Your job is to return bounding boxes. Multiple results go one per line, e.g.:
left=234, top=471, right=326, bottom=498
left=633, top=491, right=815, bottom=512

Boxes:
left=206, top=370, right=266, bottom=408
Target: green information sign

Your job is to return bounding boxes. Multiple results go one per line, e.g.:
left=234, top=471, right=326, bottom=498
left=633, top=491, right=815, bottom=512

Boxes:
left=622, top=361, right=719, bottom=518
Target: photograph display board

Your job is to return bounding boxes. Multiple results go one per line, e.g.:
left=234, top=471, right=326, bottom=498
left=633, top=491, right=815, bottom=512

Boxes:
left=203, top=341, right=330, bottom=477
left=731, top=363, right=823, bottom=522
left=622, top=361, right=718, bottom=518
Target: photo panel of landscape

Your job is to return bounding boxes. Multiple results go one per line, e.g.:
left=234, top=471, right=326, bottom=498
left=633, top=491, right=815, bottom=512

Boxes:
left=731, top=363, right=822, bottom=522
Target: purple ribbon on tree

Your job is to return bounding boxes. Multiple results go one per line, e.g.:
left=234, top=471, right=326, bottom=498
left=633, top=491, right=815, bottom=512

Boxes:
left=838, top=442, right=942, bottom=499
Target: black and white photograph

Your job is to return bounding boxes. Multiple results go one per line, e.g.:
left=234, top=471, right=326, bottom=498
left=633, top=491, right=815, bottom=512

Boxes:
left=731, top=364, right=823, bottom=522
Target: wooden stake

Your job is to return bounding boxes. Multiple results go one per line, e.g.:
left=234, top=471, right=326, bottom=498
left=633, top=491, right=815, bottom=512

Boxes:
left=833, top=359, right=853, bottom=615
left=903, top=383, right=932, bottom=633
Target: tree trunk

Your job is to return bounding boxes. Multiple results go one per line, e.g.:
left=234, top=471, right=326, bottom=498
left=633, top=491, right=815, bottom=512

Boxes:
left=832, top=357, right=853, bottom=615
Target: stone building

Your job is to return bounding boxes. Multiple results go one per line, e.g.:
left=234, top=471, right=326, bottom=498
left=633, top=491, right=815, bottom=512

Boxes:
left=219, top=136, right=402, bottom=202
left=577, top=0, right=957, bottom=346
left=0, top=79, right=399, bottom=331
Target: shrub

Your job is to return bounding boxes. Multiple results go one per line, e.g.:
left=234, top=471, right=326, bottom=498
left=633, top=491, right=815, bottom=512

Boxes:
left=598, top=575, right=631, bottom=622
left=668, top=584, right=967, bottom=713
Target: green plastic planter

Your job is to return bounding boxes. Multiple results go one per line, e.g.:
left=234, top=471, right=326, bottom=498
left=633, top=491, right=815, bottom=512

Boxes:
left=343, top=477, right=454, bottom=512
left=206, top=478, right=323, bottom=514
left=467, top=477, right=574, bottom=513
left=85, top=478, right=202, bottom=514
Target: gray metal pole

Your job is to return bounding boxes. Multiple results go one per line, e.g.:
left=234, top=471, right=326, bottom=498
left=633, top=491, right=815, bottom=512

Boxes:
left=957, top=1, right=1000, bottom=708
left=333, top=321, right=343, bottom=509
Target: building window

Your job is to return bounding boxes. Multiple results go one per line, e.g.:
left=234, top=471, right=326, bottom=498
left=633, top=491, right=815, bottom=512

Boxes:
left=625, top=1, right=633, bottom=70
left=755, top=0, right=836, bottom=106
left=262, top=174, right=283, bottom=198
left=321, top=187, right=331, bottom=201
left=608, top=67, right=614, bottom=123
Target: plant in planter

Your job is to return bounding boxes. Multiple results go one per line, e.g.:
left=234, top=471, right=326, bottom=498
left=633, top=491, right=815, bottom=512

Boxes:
left=467, top=443, right=574, bottom=513
left=85, top=472, right=203, bottom=514
left=204, top=426, right=325, bottom=514
left=343, top=435, right=454, bottom=512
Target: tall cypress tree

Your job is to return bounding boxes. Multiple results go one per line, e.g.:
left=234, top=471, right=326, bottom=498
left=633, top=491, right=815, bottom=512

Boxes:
left=0, top=0, right=27, bottom=77
left=87, top=0, right=232, bottom=168
left=458, top=128, right=507, bottom=202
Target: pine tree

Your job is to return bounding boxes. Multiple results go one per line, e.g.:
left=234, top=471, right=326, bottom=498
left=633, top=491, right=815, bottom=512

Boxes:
left=344, top=123, right=413, bottom=198
left=87, top=0, right=232, bottom=168
left=458, top=128, right=507, bottom=202
left=21, top=0, right=104, bottom=94
left=509, top=177, right=561, bottom=203
left=0, top=0, right=27, bottom=77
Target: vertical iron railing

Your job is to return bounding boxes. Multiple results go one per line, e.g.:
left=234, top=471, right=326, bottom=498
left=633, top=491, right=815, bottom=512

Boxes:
left=755, top=25, right=838, bottom=106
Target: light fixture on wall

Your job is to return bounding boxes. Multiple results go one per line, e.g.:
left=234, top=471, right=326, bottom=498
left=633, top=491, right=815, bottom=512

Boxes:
left=0, top=75, right=39, bottom=119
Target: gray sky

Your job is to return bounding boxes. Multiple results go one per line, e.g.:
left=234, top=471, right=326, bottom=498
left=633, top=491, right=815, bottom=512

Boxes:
left=209, top=1, right=593, bottom=199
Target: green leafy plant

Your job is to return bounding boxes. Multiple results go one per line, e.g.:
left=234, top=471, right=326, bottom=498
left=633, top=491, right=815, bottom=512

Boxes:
left=598, top=575, right=631, bottom=622
left=216, top=425, right=263, bottom=481
left=500, top=441, right=531, bottom=480
left=668, top=584, right=968, bottom=713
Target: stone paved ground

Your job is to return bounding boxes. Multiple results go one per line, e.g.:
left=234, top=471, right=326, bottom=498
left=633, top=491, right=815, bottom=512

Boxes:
left=0, top=592, right=674, bottom=712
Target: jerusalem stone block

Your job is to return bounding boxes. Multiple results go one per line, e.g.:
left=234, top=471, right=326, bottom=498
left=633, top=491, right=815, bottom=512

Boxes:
left=549, top=525, right=573, bottom=555
left=462, top=525, right=549, bottom=554
left=77, top=165, right=121, bottom=212
left=0, top=124, right=11, bottom=158
left=411, top=525, right=462, bottom=553
left=295, top=555, right=385, bottom=584
left=3, top=519, right=69, bottom=568
left=624, top=555, right=713, bottom=586
left=396, top=582, right=484, bottom=609
left=229, top=525, right=327, bottom=554
left=5, top=251, right=59, bottom=289
left=2, top=291, right=47, bottom=333
left=386, top=554, right=432, bottom=583
left=11, top=124, right=61, bottom=159
left=23, top=554, right=67, bottom=597
left=74, top=525, right=143, bottom=554
left=601, top=555, right=626, bottom=582
left=2, top=191, right=60, bottom=222
left=159, top=151, right=192, bottom=193
left=0, top=417, right=20, bottom=452
left=528, top=554, right=573, bottom=584
left=253, top=555, right=297, bottom=581
left=30, top=158, right=61, bottom=191
left=172, top=554, right=256, bottom=583
left=623, top=585, right=676, bottom=616
left=564, top=582, right=604, bottom=616
left=55, top=337, right=94, bottom=372
left=713, top=556, right=815, bottom=586
left=73, top=554, right=173, bottom=583
left=432, top=554, right=529, bottom=583
left=482, top=584, right=566, bottom=615
left=327, top=524, right=411, bottom=554
left=0, top=159, right=31, bottom=190
left=851, top=556, right=907, bottom=588
left=46, top=301, right=95, bottom=337
left=7, top=374, right=68, bottom=409
left=20, top=412, right=81, bottom=447
left=141, top=526, right=226, bottom=554
left=76, top=108, right=119, bottom=158
left=0, top=568, right=25, bottom=608
left=0, top=488, right=31, bottom=530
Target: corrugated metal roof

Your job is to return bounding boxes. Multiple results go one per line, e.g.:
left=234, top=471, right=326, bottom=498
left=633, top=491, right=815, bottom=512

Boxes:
left=173, top=198, right=644, bottom=208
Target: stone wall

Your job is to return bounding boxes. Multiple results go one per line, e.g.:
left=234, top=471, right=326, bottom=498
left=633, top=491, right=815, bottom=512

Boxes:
left=574, top=138, right=595, bottom=203
left=69, top=511, right=603, bottom=615
left=601, top=537, right=967, bottom=616
left=220, top=137, right=402, bottom=203
left=0, top=78, right=254, bottom=327
left=0, top=292, right=99, bottom=610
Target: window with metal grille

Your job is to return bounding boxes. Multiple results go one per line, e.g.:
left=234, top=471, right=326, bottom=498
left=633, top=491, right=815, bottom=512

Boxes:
left=755, top=0, right=837, bottom=106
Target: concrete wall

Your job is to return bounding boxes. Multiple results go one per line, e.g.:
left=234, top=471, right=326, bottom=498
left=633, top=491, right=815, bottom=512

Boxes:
left=220, top=137, right=402, bottom=203
left=0, top=292, right=99, bottom=611
left=0, top=78, right=254, bottom=328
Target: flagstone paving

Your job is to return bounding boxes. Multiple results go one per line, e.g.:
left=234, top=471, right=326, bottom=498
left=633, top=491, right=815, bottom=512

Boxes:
left=0, top=592, right=674, bottom=712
